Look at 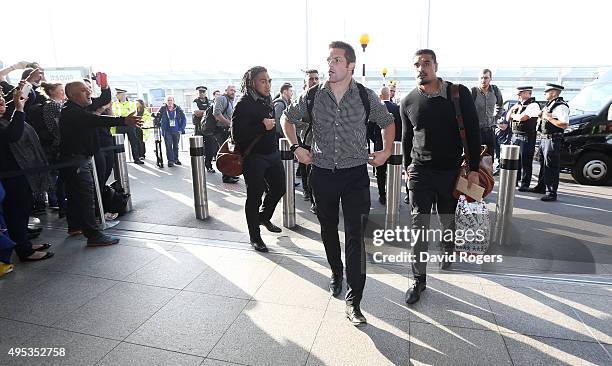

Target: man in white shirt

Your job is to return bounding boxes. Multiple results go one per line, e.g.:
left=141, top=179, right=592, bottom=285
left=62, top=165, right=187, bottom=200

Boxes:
left=529, top=83, right=569, bottom=201
left=507, top=86, right=541, bottom=191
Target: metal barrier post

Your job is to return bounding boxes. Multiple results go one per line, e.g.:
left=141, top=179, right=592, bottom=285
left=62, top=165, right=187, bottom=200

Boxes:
left=112, top=134, right=133, bottom=212
left=493, top=144, right=520, bottom=246
left=190, top=135, right=209, bottom=219
left=280, top=138, right=296, bottom=228
left=385, top=141, right=403, bottom=229
left=124, top=133, right=133, bottom=162
left=90, top=156, right=106, bottom=230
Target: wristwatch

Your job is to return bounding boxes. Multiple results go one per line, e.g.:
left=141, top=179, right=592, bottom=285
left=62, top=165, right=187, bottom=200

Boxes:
left=290, top=144, right=300, bottom=153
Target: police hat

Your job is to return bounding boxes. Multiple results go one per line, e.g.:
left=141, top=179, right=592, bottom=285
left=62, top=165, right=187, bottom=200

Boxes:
left=196, top=86, right=207, bottom=92
left=544, top=83, right=564, bottom=92
left=115, top=88, right=127, bottom=94
left=516, top=86, right=533, bottom=93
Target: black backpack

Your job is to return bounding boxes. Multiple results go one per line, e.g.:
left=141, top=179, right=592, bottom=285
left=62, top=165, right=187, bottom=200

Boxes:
left=102, top=181, right=130, bottom=216
left=303, top=82, right=370, bottom=146
left=203, top=96, right=231, bottom=135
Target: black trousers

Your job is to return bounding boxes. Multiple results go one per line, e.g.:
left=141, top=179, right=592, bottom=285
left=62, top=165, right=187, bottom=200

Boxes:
left=310, top=164, right=370, bottom=305
left=1, top=176, right=35, bottom=259
left=512, top=133, right=536, bottom=188
left=61, top=159, right=100, bottom=239
left=116, top=125, right=140, bottom=162
left=242, top=152, right=286, bottom=241
left=408, top=165, right=458, bottom=279
left=536, top=136, right=562, bottom=196
left=299, top=163, right=312, bottom=196
left=203, top=134, right=218, bottom=170
left=136, top=127, right=146, bottom=158
left=480, top=126, right=496, bottom=158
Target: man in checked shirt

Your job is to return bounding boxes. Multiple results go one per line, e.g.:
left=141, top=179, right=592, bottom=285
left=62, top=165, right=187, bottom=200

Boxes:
left=282, top=41, right=395, bottom=326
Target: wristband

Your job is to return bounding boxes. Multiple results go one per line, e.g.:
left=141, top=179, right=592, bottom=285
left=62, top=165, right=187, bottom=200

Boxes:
left=290, top=144, right=300, bottom=153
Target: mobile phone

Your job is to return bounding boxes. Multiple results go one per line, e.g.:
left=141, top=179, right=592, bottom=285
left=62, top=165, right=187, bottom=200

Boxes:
left=21, top=82, right=33, bottom=99
left=96, top=72, right=107, bottom=87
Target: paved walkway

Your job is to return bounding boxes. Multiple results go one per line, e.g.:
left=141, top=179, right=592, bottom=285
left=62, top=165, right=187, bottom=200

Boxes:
left=1, top=145, right=611, bottom=365
left=1, top=222, right=611, bottom=366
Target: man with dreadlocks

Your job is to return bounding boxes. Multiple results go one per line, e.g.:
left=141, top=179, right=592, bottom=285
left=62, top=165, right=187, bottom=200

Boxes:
left=282, top=41, right=395, bottom=326
left=232, top=66, right=286, bottom=253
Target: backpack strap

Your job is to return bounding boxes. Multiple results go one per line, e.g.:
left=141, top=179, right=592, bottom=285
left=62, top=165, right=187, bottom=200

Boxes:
left=451, top=84, right=471, bottom=169
left=471, top=86, right=478, bottom=102
left=355, top=82, right=371, bottom=123
left=303, top=84, right=321, bottom=143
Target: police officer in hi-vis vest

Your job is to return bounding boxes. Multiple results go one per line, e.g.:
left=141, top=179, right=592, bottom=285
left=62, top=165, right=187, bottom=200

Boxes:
left=112, top=88, right=142, bottom=164
left=527, top=83, right=569, bottom=201
left=507, top=86, right=541, bottom=191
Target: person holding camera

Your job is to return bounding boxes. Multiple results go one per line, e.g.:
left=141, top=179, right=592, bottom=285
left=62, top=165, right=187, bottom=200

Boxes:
left=59, top=81, right=142, bottom=246
left=232, top=66, right=286, bottom=253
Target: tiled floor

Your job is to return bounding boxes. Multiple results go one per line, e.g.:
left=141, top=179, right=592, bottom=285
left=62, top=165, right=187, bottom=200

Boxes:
left=1, top=226, right=611, bottom=366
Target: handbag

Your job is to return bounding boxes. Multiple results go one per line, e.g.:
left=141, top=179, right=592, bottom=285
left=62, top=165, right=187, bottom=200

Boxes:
left=216, top=134, right=264, bottom=177
left=450, top=84, right=494, bottom=201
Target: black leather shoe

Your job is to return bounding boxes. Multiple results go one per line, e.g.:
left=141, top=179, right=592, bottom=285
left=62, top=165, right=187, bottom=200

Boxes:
left=250, top=238, right=269, bottom=252
left=527, top=186, right=546, bottom=194
left=346, top=304, right=367, bottom=326
left=329, top=272, right=342, bottom=296
left=260, top=220, right=282, bottom=233
left=222, top=176, right=239, bottom=184
left=378, top=195, right=386, bottom=205
left=175, top=160, right=182, bottom=166
left=134, top=159, right=145, bottom=165
left=541, top=194, right=557, bottom=202
left=517, top=186, right=530, bottom=192
left=405, top=279, right=427, bottom=305
left=206, top=167, right=216, bottom=173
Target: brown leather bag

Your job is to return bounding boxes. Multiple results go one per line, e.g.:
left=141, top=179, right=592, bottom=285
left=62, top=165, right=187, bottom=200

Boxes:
left=216, top=134, right=264, bottom=177
left=450, top=84, right=494, bottom=201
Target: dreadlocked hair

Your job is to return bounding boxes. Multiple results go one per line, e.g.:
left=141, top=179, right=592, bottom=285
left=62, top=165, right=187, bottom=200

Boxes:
left=240, top=66, right=268, bottom=94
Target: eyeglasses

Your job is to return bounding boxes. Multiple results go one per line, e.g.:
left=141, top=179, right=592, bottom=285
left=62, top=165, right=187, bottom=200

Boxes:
left=326, top=56, right=346, bottom=65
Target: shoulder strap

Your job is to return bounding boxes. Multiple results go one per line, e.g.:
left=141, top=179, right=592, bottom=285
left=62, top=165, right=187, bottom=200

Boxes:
left=471, top=87, right=477, bottom=101
left=356, top=82, right=371, bottom=123
left=451, top=84, right=471, bottom=167
left=222, top=96, right=230, bottom=115
left=492, top=84, right=500, bottom=100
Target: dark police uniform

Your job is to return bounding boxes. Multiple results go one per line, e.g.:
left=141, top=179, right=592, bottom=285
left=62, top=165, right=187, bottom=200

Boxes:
left=532, top=83, right=569, bottom=201
left=192, top=87, right=216, bottom=171
left=509, top=86, right=540, bottom=189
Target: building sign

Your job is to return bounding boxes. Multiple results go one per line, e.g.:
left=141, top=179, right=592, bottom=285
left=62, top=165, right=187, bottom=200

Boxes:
left=44, top=67, right=90, bottom=83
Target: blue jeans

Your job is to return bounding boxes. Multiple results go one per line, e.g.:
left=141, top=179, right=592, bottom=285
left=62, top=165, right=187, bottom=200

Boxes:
left=164, top=132, right=181, bottom=163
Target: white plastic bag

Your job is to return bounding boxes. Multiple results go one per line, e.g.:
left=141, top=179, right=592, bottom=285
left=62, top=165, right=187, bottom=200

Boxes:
left=454, top=195, right=490, bottom=254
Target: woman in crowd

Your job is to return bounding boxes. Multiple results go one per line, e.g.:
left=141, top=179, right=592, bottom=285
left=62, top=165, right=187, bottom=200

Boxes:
left=41, top=82, right=65, bottom=214
left=158, top=96, right=186, bottom=167
left=0, top=86, right=54, bottom=262
left=135, top=99, right=152, bottom=160
left=232, top=66, right=286, bottom=252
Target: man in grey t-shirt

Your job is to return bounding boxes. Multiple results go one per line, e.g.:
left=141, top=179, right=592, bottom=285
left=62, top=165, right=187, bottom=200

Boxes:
left=471, top=69, right=503, bottom=158
left=213, top=84, right=238, bottom=183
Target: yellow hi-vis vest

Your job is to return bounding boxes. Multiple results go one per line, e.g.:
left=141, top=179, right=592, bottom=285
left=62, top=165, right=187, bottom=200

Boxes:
left=112, top=100, right=137, bottom=117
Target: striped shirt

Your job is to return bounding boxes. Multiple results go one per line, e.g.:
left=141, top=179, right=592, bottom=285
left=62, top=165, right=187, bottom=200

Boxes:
left=284, top=79, right=393, bottom=169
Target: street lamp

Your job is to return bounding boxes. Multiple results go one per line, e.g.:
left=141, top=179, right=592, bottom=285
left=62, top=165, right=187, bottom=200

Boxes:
left=381, top=67, right=388, bottom=85
left=360, top=33, right=369, bottom=85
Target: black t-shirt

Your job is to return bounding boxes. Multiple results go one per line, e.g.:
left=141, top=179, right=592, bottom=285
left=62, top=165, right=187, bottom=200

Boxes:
left=231, top=94, right=277, bottom=155
left=400, top=82, right=481, bottom=171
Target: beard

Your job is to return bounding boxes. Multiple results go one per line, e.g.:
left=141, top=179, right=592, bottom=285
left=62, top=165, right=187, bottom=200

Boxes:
left=418, top=78, right=432, bottom=86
